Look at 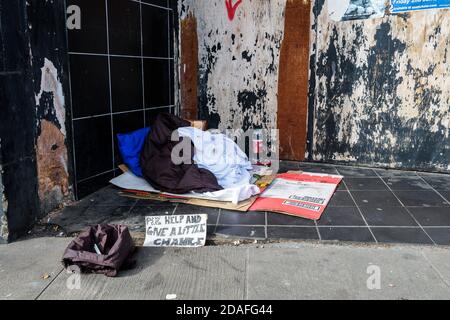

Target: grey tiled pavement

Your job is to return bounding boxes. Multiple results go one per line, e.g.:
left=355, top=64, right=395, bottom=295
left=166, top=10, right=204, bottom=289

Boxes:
left=49, top=162, right=450, bottom=246
left=1, top=238, right=450, bottom=300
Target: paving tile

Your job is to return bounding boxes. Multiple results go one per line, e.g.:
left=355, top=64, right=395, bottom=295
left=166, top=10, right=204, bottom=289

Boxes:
left=408, top=207, right=450, bottom=227
left=134, top=199, right=177, bottom=206
left=328, top=191, right=356, bottom=207
left=371, top=227, right=433, bottom=245
left=337, top=181, right=347, bottom=191
left=174, top=204, right=220, bottom=226
left=374, top=168, right=418, bottom=177
left=439, top=191, right=450, bottom=202
left=88, top=205, right=134, bottom=218
left=219, top=210, right=266, bottom=226
left=267, top=227, right=319, bottom=240
left=424, top=228, right=450, bottom=246
left=175, top=204, right=220, bottom=215
left=68, top=199, right=94, bottom=208
left=50, top=205, right=92, bottom=224
left=40, top=247, right=246, bottom=300
left=394, top=191, right=449, bottom=207
left=317, top=207, right=366, bottom=226
left=335, top=166, right=378, bottom=177
left=48, top=163, right=450, bottom=247
left=130, top=204, right=177, bottom=216
left=207, top=225, right=216, bottom=236
left=215, top=226, right=265, bottom=239
left=351, top=191, right=402, bottom=207
left=50, top=205, right=133, bottom=234
left=418, top=174, right=450, bottom=190
left=360, top=206, right=419, bottom=227
left=107, top=214, right=148, bottom=232
left=344, top=178, right=389, bottom=191
left=81, top=186, right=137, bottom=207
left=267, top=212, right=315, bottom=226
left=73, top=201, right=177, bottom=232
left=247, top=244, right=450, bottom=300
left=382, top=177, right=433, bottom=191
left=278, top=161, right=300, bottom=173
left=318, top=227, right=375, bottom=243
left=0, top=238, right=71, bottom=300
left=297, top=163, right=340, bottom=175
left=419, top=248, right=450, bottom=285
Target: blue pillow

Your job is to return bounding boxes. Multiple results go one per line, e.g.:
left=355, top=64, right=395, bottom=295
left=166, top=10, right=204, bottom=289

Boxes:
left=117, top=127, right=151, bottom=177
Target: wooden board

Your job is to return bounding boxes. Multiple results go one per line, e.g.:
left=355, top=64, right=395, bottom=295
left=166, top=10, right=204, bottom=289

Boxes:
left=277, top=0, right=311, bottom=161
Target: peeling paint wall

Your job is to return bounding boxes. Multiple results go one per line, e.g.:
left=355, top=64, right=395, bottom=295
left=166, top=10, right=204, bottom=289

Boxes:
left=179, top=0, right=449, bottom=172
left=34, top=58, right=72, bottom=213
left=179, top=0, right=287, bottom=131
left=0, top=0, right=73, bottom=241
left=28, top=0, right=73, bottom=213
left=309, top=0, right=450, bottom=172
left=36, top=120, right=70, bottom=215
left=35, top=58, right=67, bottom=136
left=0, top=165, right=8, bottom=243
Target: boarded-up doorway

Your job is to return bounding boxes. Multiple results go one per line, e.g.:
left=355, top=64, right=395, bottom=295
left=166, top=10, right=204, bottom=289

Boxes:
left=277, top=0, right=311, bottom=161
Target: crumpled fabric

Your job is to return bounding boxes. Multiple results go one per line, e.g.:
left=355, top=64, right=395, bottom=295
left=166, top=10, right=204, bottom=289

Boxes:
left=117, top=127, right=151, bottom=177
left=110, top=171, right=260, bottom=205
left=177, top=127, right=253, bottom=189
left=62, top=224, right=136, bottom=277
left=140, top=113, right=222, bottom=194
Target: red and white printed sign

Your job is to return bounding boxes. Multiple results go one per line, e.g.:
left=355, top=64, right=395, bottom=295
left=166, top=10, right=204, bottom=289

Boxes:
left=250, top=172, right=343, bottom=220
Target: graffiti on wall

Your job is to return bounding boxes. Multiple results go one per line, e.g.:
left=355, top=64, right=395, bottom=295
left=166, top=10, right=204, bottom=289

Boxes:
left=225, top=0, right=243, bottom=21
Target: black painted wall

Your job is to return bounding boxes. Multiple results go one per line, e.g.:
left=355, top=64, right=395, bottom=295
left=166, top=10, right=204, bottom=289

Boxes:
left=67, top=0, right=177, bottom=199
left=0, top=0, right=72, bottom=241
left=0, top=0, right=179, bottom=241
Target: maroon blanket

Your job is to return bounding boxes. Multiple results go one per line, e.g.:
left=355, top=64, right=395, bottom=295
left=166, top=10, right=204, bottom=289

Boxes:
left=62, top=224, right=135, bottom=277
left=140, top=113, right=222, bottom=194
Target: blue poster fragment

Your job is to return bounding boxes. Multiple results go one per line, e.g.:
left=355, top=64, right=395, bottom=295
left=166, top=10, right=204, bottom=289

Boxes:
left=391, top=0, right=450, bottom=13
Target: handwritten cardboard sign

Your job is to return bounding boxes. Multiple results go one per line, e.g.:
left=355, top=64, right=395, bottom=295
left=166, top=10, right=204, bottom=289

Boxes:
left=144, top=214, right=208, bottom=247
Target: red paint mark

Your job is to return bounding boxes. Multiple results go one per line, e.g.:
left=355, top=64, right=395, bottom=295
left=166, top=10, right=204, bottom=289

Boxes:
left=225, top=0, right=243, bottom=21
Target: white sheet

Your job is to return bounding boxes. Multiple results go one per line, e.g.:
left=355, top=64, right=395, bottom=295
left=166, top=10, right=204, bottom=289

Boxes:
left=110, top=171, right=260, bottom=205
left=177, top=127, right=253, bottom=189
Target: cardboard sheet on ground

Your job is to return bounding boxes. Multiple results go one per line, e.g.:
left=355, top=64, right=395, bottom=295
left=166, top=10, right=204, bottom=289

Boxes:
left=144, top=214, right=207, bottom=247
left=249, top=172, right=343, bottom=220
left=110, top=170, right=271, bottom=212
